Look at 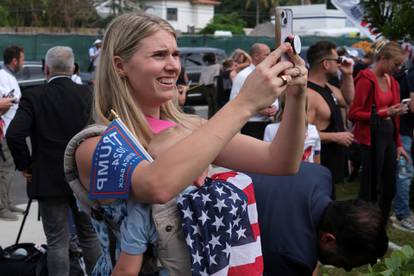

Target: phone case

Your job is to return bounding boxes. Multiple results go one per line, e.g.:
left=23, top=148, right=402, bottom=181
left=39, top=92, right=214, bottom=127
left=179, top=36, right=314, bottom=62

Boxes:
left=275, top=8, right=293, bottom=48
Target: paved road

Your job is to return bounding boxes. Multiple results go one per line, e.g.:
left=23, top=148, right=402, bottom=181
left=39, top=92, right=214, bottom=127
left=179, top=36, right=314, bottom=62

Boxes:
left=0, top=171, right=45, bottom=247
left=11, top=170, right=29, bottom=205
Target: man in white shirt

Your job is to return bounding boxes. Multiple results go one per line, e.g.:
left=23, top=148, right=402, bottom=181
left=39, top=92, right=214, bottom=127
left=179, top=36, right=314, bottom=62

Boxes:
left=199, top=52, right=221, bottom=118
left=88, top=39, right=102, bottom=72
left=229, top=43, right=275, bottom=139
left=0, top=45, right=25, bottom=221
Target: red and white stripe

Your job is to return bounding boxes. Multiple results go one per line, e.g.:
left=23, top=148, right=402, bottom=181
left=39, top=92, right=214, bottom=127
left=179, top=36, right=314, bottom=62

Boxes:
left=211, top=171, right=263, bottom=276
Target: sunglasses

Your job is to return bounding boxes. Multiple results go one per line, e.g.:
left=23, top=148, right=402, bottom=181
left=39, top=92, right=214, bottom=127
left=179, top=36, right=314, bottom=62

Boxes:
left=321, top=57, right=342, bottom=64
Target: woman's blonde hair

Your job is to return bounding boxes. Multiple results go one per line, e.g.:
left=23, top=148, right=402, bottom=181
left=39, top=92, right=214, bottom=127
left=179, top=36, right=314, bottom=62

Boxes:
left=94, top=12, right=195, bottom=148
left=373, top=40, right=405, bottom=61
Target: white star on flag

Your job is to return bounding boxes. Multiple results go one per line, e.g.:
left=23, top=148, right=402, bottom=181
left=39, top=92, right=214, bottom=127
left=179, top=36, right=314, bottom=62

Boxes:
left=199, top=210, right=210, bottom=225
left=209, top=234, right=221, bottom=250
left=202, top=193, right=212, bottom=204
left=212, top=215, right=225, bottom=231
left=215, top=186, right=225, bottom=196
left=233, top=217, right=241, bottom=227
left=236, top=227, right=247, bottom=240
left=214, top=198, right=227, bottom=212
left=229, top=191, right=241, bottom=203
left=182, top=207, right=193, bottom=219
left=192, top=193, right=200, bottom=200
left=223, top=242, right=231, bottom=258
left=192, top=250, right=203, bottom=265
left=230, top=205, right=238, bottom=216
left=210, top=254, right=218, bottom=265
left=242, top=200, right=248, bottom=211
left=186, top=234, right=193, bottom=249
left=192, top=225, right=201, bottom=236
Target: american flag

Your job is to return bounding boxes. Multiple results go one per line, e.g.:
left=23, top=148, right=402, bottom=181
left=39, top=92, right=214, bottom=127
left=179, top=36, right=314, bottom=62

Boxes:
left=177, top=171, right=263, bottom=276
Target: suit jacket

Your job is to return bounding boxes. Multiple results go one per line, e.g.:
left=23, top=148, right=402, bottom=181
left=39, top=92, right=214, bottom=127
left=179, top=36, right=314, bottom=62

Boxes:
left=6, top=76, right=92, bottom=198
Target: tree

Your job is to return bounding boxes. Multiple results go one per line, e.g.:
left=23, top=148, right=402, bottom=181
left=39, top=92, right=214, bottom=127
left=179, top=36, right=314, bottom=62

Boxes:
left=0, top=0, right=99, bottom=28
left=362, top=0, right=414, bottom=41
left=244, top=0, right=277, bottom=25
left=199, top=13, right=246, bottom=35
left=216, top=0, right=324, bottom=28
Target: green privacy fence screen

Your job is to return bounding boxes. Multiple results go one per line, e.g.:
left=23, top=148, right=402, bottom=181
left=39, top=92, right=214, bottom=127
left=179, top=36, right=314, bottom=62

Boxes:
left=0, top=34, right=363, bottom=71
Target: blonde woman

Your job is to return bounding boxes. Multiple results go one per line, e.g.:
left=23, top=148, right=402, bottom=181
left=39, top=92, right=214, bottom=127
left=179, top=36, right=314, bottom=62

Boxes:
left=73, top=12, right=308, bottom=275
left=349, top=41, right=409, bottom=220
left=231, top=48, right=252, bottom=73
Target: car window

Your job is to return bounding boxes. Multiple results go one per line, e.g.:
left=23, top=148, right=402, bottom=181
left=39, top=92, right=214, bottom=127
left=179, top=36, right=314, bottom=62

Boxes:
left=15, top=65, right=44, bottom=81
left=29, top=66, right=44, bottom=79
left=180, top=52, right=227, bottom=68
left=15, top=66, right=30, bottom=81
left=181, top=53, right=204, bottom=67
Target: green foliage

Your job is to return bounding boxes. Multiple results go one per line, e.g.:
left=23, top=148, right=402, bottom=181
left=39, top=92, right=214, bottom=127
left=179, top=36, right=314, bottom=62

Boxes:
left=215, top=0, right=325, bottom=28
left=0, top=5, right=9, bottom=26
left=199, top=13, right=246, bottom=35
left=361, top=245, right=414, bottom=276
left=362, top=0, right=414, bottom=41
left=0, top=0, right=102, bottom=28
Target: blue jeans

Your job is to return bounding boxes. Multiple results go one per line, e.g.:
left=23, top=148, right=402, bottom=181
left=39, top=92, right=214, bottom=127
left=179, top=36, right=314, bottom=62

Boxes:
left=394, top=135, right=414, bottom=220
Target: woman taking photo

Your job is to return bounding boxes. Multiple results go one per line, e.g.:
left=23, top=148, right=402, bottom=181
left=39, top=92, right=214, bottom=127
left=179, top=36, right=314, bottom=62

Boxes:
left=71, top=12, right=308, bottom=275
left=349, top=41, right=409, bottom=220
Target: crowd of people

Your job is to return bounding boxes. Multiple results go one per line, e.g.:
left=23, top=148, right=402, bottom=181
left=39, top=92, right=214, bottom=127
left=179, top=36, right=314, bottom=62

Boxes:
left=0, top=10, right=413, bottom=276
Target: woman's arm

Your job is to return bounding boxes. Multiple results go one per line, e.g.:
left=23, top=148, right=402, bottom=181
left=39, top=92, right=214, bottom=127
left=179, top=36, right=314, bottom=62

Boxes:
left=348, top=77, right=374, bottom=121
left=215, top=50, right=308, bottom=175
left=76, top=44, right=296, bottom=204
left=112, top=252, right=143, bottom=276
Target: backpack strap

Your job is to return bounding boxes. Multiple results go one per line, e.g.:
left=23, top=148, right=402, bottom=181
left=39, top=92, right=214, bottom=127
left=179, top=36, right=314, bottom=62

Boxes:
left=64, top=124, right=107, bottom=216
left=64, top=124, right=122, bottom=237
left=64, top=124, right=124, bottom=267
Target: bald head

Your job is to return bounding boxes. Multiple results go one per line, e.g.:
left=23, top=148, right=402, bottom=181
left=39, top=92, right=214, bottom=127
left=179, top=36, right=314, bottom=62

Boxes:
left=250, top=43, right=270, bottom=66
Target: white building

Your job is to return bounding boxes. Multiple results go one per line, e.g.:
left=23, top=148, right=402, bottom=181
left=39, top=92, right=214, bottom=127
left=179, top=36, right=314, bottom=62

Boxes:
left=96, top=0, right=219, bottom=33
left=144, top=0, right=219, bottom=33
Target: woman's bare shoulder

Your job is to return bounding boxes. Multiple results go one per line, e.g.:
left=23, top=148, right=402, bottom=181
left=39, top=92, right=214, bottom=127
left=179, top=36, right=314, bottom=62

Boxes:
left=75, top=136, right=101, bottom=188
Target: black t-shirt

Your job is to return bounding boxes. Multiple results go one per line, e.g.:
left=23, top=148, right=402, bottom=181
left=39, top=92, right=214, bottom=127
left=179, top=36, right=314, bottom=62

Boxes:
left=249, top=162, right=332, bottom=276
left=396, top=69, right=414, bottom=137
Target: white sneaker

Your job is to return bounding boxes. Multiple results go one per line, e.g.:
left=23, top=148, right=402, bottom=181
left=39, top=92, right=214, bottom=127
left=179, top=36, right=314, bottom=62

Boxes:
left=400, top=218, right=414, bottom=231
left=392, top=217, right=414, bottom=232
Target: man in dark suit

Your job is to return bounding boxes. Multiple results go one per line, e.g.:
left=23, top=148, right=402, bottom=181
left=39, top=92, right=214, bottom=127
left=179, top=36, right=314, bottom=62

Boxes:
left=6, top=46, right=101, bottom=276
left=248, top=162, right=388, bottom=275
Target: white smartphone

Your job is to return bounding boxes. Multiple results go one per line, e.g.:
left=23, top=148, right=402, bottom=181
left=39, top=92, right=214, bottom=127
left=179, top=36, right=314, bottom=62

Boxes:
left=275, top=8, right=301, bottom=60
left=275, top=8, right=293, bottom=60
left=401, top=98, right=411, bottom=105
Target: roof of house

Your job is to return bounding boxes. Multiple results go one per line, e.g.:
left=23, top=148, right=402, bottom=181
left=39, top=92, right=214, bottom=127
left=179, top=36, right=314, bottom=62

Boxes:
left=191, top=0, right=220, bottom=5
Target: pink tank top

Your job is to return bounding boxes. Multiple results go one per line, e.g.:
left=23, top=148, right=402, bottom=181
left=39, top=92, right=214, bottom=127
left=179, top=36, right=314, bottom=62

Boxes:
left=145, top=116, right=176, bottom=134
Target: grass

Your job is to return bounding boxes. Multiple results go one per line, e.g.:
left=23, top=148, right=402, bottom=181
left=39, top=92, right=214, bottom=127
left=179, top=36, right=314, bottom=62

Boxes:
left=318, top=179, right=414, bottom=275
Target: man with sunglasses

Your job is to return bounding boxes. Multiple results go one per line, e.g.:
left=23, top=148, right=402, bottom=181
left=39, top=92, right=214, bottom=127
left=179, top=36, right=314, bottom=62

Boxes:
left=306, top=41, right=355, bottom=198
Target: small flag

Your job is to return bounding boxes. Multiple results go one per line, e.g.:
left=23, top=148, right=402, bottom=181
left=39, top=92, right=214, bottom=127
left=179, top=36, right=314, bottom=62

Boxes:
left=90, top=113, right=152, bottom=200
left=178, top=171, right=263, bottom=276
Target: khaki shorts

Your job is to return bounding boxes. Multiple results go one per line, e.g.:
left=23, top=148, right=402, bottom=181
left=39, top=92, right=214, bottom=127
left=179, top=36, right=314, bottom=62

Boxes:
left=152, top=198, right=191, bottom=276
